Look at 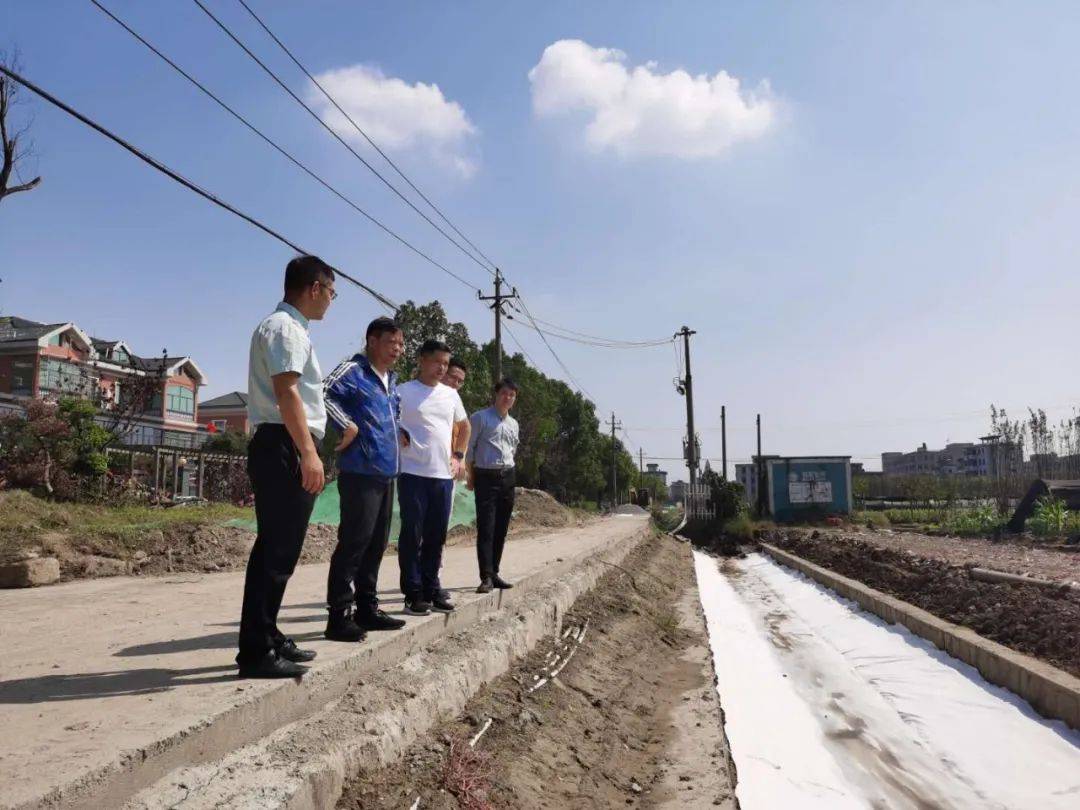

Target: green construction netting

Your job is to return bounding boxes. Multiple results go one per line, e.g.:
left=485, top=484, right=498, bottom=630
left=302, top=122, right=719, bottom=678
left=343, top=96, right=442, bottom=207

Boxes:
left=229, top=482, right=476, bottom=544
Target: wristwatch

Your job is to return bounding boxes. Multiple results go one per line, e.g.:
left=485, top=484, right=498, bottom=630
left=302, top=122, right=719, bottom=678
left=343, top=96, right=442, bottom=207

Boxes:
left=452, top=451, right=465, bottom=460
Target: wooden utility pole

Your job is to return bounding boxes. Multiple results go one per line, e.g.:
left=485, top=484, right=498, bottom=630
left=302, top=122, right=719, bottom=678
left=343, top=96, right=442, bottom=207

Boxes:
left=478, top=268, right=518, bottom=384
left=675, top=326, right=698, bottom=485
left=721, top=405, right=727, bottom=481
left=607, top=411, right=623, bottom=508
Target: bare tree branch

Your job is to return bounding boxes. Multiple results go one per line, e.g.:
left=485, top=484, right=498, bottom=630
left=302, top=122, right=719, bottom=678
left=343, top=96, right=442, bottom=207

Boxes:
left=0, top=49, right=42, bottom=204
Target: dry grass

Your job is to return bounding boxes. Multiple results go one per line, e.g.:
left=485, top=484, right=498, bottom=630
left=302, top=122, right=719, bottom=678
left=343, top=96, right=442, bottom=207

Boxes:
left=440, top=733, right=495, bottom=810
left=0, top=489, right=252, bottom=559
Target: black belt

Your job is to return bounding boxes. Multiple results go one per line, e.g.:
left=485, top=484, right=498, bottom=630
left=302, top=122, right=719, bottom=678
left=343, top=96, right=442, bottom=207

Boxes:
left=475, top=466, right=515, bottom=475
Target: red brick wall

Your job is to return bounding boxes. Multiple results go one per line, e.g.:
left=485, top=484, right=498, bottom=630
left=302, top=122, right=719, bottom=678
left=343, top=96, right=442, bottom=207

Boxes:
left=203, top=409, right=249, bottom=434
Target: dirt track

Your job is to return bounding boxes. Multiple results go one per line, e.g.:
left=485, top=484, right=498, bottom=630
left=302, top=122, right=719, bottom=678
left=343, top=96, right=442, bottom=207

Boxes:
left=769, top=531, right=1080, bottom=677
left=338, top=533, right=736, bottom=809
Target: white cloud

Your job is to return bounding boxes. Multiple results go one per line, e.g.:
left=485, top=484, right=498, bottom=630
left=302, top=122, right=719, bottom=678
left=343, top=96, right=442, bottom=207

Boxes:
left=528, top=39, right=778, bottom=159
left=309, top=65, right=479, bottom=177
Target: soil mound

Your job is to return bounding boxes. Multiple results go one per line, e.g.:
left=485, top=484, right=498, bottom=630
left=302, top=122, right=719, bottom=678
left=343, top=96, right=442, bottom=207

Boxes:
left=512, top=487, right=576, bottom=528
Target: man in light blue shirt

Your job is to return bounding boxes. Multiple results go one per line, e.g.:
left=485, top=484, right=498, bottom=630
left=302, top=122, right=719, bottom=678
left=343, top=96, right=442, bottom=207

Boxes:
left=467, top=377, right=520, bottom=593
left=238, top=255, right=336, bottom=679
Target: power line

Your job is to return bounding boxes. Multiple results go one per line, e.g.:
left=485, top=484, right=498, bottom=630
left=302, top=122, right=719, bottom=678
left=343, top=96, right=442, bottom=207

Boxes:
left=88, top=0, right=479, bottom=296
left=233, top=0, right=499, bottom=278
left=190, top=0, right=492, bottom=284
left=0, top=63, right=397, bottom=311
left=514, top=308, right=673, bottom=347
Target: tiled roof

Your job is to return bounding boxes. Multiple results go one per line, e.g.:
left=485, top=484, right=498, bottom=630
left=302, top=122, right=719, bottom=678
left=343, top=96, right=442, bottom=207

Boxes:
left=0, top=316, right=64, bottom=343
left=199, top=391, right=248, bottom=409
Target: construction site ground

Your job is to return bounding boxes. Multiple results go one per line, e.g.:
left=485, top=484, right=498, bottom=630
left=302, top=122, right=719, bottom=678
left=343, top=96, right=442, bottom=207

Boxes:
left=840, top=524, right=1080, bottom=582
left=768, top=529, right=1080, bottom=677
left=338, top=531, right=737, bottom=810
left=0, top=503, right=631, bottom=810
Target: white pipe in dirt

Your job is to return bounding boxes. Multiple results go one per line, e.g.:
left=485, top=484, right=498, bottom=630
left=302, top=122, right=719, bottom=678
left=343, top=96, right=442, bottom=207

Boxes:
left=469, top=718, right=494, bottom=747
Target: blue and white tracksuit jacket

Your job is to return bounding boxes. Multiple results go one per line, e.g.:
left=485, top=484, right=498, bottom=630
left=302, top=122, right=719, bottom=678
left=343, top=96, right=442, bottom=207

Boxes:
left=323, top=354, right=403, bottom=478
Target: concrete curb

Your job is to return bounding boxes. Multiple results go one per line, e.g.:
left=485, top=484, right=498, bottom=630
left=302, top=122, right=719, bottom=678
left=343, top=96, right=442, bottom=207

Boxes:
left=760, top=543, right=1080, bottom=732
left=27, top=522, right=648, bottom=810
left=126, top=526, right=653, bottom=809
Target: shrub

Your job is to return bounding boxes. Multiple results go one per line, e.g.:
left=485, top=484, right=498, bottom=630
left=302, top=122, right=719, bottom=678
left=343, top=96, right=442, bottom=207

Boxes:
left=942, top=504, right=1000, bottom=536
left=1029, top=496, right=1069, bottom=537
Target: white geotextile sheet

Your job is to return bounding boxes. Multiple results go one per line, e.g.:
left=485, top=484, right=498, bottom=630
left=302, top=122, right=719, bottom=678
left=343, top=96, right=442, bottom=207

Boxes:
left=694, top=550, right=1080, bottom=810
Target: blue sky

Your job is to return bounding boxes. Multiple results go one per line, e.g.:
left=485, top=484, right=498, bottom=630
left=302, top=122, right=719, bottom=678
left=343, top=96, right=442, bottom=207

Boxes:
left=3, top=1, right=1080, bottom=475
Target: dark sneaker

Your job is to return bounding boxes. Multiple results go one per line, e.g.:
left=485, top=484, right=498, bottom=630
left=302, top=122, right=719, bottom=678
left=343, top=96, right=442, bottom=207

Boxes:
left=476, top=578, right=494, bottom=594
left=325, top=610, right=366, bottom=642
left=492, top=575, right=514, bottom=590
left=355, top=608, right=406, bottom=631
left=276, top=638, right=317, bottom=663
left=403, top=599, right=432, bottom=616
left=238, top=651, right=307, bottom=679
left=429, top=593, right=455, bottom=613
left=436, top=588, right=453, bottom=602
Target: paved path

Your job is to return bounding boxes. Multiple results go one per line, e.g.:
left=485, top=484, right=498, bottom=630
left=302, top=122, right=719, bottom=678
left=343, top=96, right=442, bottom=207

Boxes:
left=0, top=516, right=647, bottom=809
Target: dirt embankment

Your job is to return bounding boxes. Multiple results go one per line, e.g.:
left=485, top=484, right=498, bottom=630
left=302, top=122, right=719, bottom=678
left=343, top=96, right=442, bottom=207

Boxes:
left=5, top=487, right=584, bottom=583
left=768, top=531, right=1080, bottom=677
left=338, top=533, right=736, bottom=810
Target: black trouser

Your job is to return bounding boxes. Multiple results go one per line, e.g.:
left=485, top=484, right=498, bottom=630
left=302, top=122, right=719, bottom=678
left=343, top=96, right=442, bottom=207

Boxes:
left=237, top=424, right=317, bottom=666
left=327, top=472, right=394, bottom=614
left=474, top=467, right=515, bottom=580
left=397, top=474, right=454, bottom=600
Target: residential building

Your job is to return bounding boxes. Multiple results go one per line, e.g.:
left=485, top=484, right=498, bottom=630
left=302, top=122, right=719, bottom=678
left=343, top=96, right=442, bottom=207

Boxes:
left=881, top=436, right=1022, bottom=478
left=199, top=391, right=250, bottom=435
left=0, top=315, right=208, bottom=448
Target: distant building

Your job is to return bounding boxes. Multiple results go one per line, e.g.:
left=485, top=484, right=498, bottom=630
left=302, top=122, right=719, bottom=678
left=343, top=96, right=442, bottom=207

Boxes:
left=669, top=480, right=688, bottom=504
left=642, top=462, right=667, bottom=487
left=881, top=436, right=1022, bottom=478
left=0, top=315, right=208, bottom=448
left=199, top=391, right=250, bottom=435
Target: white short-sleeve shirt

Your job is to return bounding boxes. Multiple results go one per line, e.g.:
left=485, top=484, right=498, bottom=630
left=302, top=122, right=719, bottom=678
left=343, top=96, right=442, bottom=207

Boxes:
left=397, top=380, right=467, bottom=479
left=246, top=302, right=326, bottom=439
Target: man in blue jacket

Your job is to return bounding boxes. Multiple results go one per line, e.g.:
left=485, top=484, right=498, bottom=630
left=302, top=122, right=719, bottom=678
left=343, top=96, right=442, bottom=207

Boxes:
left=322, top=316, right=409, bottom=642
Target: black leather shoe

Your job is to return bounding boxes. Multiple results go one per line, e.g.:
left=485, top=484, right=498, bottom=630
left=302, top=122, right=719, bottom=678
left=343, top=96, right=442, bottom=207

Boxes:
left=476, top=578, right=493, bottom=594
left=277, top=638, right=317, bottom=663
left=491, top=575, right=513, bottom=590
left=325, top=610, right=366, bottom=642
left=237, top=651, right=307, bottom=679
left=355, top=608, right=406, bottom=631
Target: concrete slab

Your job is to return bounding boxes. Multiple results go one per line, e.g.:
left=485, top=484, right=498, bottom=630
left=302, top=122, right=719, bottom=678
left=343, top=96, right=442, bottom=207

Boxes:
left=0, top=515, right=648, bottom=810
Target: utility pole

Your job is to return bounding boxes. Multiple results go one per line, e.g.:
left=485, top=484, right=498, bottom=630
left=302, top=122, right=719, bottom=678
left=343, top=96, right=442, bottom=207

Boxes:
left=478, top=268, right=518, bottom=384
left=674, top=326, right=698, bottom=485
left=721, top=405, right=728, bottom=481
left=755, top=413, right=765, bottom=517
left=607, top=411, right=622, bottom=508
left=639, top=447, right=644, bottom=493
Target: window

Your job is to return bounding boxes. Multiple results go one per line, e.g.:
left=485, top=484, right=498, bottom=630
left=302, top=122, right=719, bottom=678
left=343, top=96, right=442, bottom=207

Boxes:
left=11, top=360, right=34, bottom=396
left=113, top=348, right=130, bottom=364
left=38, top=359, right=96, bottom=397
left=165, top=384, right=195, bottom=420
left=212, top=419, right=228, bottom=432
left=47, top=334, right=62, bottom=347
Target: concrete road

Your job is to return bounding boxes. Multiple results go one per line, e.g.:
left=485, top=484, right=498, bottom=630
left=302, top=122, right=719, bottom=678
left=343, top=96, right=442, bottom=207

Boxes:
left=0, top=516, right=647, bottom=809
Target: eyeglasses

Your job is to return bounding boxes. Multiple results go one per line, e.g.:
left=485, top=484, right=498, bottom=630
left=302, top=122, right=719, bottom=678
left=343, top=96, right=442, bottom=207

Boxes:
left=317, top=282, right=338, bottom=300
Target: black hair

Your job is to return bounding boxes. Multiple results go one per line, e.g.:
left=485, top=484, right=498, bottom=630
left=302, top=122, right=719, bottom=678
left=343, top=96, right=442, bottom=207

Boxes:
left=448, top=357, right=467, bottom=372
left=365, top=316, right=402, bottom=342
left=494, top=377, right=519, bottom=394
left=419, top=338, right=452, bottom=357
left=284, top=255, right=335, bottom=296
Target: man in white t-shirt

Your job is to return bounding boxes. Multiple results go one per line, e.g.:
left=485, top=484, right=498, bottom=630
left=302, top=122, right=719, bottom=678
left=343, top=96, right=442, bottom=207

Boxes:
left=396, top=339, right=471, bottom=615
